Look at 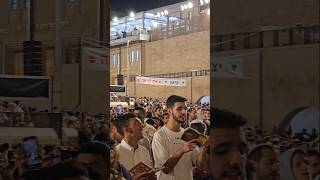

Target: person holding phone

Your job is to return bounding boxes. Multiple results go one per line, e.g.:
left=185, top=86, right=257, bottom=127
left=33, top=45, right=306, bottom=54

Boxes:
left=22, top=136, right=40, bottom=170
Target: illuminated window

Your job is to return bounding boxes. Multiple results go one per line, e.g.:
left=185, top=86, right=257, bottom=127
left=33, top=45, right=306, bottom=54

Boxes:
left=136, top=50, right=139, bottom=61
left=113, top=54, right=116, bottom=67
left=117, top=53, right=120, bottom=65
left=131, top=50, right=135, bottom=63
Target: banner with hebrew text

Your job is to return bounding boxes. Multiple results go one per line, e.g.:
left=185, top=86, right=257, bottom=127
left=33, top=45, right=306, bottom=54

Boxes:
left=136, top=76, right=186, bottom=87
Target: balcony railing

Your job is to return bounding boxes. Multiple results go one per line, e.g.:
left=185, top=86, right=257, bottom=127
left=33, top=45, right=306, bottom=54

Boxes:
left=211, top=25, right=320, bottom=52
left=0, top=112, right=63, bottom=138
left=128, top=69, right=210, bottom=82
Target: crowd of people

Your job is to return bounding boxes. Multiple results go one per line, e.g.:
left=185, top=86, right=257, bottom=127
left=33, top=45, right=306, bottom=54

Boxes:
left=109, top=95, right=319, bottom=180
left=0, top=96, right=319, bottom=180
left=0, top=100, right=110, bottom=180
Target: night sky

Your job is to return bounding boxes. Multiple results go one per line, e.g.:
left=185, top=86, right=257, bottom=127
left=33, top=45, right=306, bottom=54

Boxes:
left=110, top=0, right=185, bottom=18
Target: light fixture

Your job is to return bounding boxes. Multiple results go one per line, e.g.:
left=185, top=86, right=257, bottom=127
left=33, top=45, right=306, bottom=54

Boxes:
left=113, top=17, right=118, bottom=22
left=181, top=2, right=194, bottom=11
left=129, top=12, right=135, bottom=18
left=157, top=10, right=169, bottom=17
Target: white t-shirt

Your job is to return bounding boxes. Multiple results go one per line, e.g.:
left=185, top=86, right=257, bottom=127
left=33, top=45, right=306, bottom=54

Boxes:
left=152, top=126, right=199, bottom=180
left=115, top=139, right=153, bottom=171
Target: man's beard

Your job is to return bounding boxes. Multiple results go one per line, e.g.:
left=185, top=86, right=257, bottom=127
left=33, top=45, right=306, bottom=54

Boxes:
left=172, top=112, right=186, bottom=124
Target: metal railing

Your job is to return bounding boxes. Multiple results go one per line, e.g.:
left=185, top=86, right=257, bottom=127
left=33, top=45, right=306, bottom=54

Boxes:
left=211, top=25, right=320, bottom=52
left=129, top=69, right=210, bottom=82
left=0, top=112, right=63, bottom=138
left=151, top=13, right=210, bottom=41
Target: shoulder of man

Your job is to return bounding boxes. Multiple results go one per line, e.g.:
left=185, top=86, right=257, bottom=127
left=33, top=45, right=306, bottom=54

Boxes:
left=152, top=126, right=166, bottom=140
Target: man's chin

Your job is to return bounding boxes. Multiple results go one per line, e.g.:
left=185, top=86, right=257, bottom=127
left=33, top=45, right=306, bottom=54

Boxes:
left=175, top=119, right=186, bottom=124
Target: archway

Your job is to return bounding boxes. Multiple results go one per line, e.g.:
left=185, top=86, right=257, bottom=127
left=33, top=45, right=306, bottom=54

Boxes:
left=196, top=95, right=210, bottom=106
left=278, top=107, right=319, bottom=136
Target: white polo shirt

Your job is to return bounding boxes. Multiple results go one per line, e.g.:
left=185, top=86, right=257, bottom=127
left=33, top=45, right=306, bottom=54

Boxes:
left=152, top=126, right=200, bottom=180
left=115, top=139, right=153, bottom=171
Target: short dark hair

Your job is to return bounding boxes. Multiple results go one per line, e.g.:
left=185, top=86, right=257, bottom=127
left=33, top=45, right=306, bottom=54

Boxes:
left=134, top=106, right=146, bottom=113
left=247, top=144, right=275, bottom=162
left=191, top=123, right=206, bottom=134
left=187, top=107, right=196, bottom=113
left=162, top=112, right=169, bottom=117
left=51, top=160, right=89, bottom=179
left=166, top=95, right=187, bottom=109
left=210, top=108, right=246, bottom=129
left=307, top=149, right=320, bottom=157
left=146, top=118, right=156, bottom=126
left=154, top=106, right=162, bottom=111
left=146, top=112, right=152, bottom=118
left=152, top=116, right=161, bottom=122
left=114, top=113, right=137, bottom=136
left=78, top=142, right=109, bottom=161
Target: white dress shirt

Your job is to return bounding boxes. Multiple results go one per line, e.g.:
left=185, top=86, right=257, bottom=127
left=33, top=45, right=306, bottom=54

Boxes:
left=115, top=139, right=153, bottom=171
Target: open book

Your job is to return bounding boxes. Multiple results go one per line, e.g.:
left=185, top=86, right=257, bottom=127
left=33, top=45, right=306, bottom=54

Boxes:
left=181, top=128, right=207, bottom=147
left=130, top=162, right=165, bottom=176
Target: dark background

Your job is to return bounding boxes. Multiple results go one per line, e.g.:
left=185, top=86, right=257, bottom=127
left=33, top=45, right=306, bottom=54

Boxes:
left=110, top=0, right=185, bottom=18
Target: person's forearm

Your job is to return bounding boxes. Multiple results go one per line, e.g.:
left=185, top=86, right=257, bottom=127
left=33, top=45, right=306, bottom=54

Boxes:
left=162, top=147, right=185, bottom=174
left=196, top=146, right=207, bottom=170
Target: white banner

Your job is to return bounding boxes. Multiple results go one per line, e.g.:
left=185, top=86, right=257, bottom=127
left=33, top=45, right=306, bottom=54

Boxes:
left=82, top=47, right=109, bottom=71
left=136, top=76, right=186, bottom=87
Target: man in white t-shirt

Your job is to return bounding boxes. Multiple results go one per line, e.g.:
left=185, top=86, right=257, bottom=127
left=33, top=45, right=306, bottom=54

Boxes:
left=152, top=95, right=208, bottom=180
left=114, top=113, right=153, bottom=171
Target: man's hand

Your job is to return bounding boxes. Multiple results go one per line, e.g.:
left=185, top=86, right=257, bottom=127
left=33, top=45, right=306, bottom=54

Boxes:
left=132, top=171, right=157, bottom=180
left=197, top=136, right=210, bottom=171
left=200, top=136, right=209, bottom=149
left=181, top=139, right=197, bottom=154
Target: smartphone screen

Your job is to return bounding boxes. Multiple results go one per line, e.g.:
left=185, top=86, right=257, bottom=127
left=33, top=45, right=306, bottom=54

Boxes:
left=22, top=136, right=40, bottom=169
left=117, top=105, right=123, bottom=114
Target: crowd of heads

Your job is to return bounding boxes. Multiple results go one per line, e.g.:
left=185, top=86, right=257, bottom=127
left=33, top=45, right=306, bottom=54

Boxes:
left=0, top=100, right=110, bottom=180
left=208, top=108, right=319, bottom=180
left=0, top=141, right=109, bottom=180
left=0, top=96, right=319, bottom=180
left=110, top=95, right=319, bottom=180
